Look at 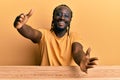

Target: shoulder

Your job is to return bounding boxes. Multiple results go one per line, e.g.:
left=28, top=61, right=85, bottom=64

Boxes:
left=69, top=31, right=82, bottom=43
left=37, top=28, right=52, bottom=41
left=37, top=28, right=50, bottom=33
left=69, top=31, right=81, bottom=39
left=37, top=28, right=52, bottom=36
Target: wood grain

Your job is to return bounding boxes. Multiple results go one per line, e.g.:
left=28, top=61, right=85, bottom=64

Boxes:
left=0, top=66, right=119, bottom=80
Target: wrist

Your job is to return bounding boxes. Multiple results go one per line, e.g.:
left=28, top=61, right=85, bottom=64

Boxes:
left=80, top=63, right=87, bottom=73
left=79, top=57, right=88, bottom=73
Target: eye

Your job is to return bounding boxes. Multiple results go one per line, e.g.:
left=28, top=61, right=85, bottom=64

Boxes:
left=64, top=14, right=70, bottom=18
left=56, top=13, right=62, bottom=17
left=55, top=12, right=70, bottom=19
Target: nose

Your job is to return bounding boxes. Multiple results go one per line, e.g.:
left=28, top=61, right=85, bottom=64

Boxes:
left=60, top=15, right=65, bottom=20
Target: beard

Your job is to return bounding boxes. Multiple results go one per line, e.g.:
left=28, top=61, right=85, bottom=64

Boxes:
left=53, top=21, right=68, bottom=32
left=54, top=26, right=67, bottom=32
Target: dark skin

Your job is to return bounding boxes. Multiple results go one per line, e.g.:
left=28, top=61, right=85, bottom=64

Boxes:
left=14, top=6, right=98, bottom=73
left=52, top=6, right=72, bottom=37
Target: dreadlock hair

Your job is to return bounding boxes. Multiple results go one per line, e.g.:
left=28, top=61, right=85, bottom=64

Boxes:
left=50, top=4, right=73, bottom=35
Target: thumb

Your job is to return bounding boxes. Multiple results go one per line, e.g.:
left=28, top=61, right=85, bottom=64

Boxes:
left=26, top=9, right=34, bottom=18
left=86, top=47, right=91, bottom=57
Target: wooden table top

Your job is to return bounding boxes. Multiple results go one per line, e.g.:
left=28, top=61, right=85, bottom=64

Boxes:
left=0, top=66, right=119, bottom=80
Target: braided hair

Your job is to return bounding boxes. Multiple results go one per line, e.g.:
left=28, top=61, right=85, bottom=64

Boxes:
left=50, top=4, right=73, bottom=35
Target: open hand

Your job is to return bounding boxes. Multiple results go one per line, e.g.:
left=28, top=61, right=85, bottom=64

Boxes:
left=80, top=48, right=98, bottom=73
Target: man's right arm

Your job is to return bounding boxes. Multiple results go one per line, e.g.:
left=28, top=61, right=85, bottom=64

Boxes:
left=14, top=9, right=42, bottom=43
left=17, top=24, right=42, bottom=43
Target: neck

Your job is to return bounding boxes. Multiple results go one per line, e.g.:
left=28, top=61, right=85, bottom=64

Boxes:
left=53, top=29, right=67, bottom=38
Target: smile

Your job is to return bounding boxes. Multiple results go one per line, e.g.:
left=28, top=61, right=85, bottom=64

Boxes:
left=58, top=21, right=65, bottom=26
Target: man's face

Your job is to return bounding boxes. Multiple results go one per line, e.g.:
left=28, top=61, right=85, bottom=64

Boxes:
left=53, top=7, right=72, bottom=31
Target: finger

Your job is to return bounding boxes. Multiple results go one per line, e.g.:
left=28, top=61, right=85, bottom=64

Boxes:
left=15, top=22, right=23, bottom=29
left=89, top=57, right=98, bottom=62
left=26, top=9, right=33, bottom=18
left=15, top=14, right=25, bottom=22
left=88, top=61, right=97, bottom=65
left=14, top=16, right=21, bottom=26
left=20, top=14, right=25, bottom=19
left=86, top=65, right=94, bottom=69
left=86, top=47, right=91, bottom=57
left=17, top=17, right=24, bottom=23
left=19, top=17, right=23, bottom=22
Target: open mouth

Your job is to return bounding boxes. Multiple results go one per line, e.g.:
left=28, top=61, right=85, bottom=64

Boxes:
left=58, top=21, right=65, bottom=26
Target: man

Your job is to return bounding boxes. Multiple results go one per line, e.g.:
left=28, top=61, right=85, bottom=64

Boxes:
left=14, top=4, right=98, bottom=73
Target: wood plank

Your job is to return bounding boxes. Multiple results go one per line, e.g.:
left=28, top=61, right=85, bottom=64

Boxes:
left=0, top=66, right=119, bottom=80
left=86, top=66, right=120, bottom=78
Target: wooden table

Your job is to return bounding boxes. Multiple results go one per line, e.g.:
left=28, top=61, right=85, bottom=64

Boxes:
left=0, top=66, right=120, bottom=80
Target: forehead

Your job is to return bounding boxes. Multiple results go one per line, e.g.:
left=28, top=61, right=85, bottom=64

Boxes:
left=55, top=6, right=71, bottom=14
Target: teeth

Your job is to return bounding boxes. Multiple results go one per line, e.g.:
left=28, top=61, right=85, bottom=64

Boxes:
left=58, top=21, right=65, bottom=25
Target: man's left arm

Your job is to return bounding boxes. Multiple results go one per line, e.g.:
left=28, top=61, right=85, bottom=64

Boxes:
left=72, top=42, right=98, bottom=73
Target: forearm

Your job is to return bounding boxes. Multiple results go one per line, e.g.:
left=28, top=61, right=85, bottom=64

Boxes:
left=72, top=42, right=88, bottom=73
left=72, top=49, right=88, bottom=73
left=17, top=24, right=41, bottom=43
left=17, top=24, right=33, bottom=38
left=72, top=42, right=98, bottom=73
left=72, top=42, right=85, bottom=65
left=72, top=50, right=85, bottom=66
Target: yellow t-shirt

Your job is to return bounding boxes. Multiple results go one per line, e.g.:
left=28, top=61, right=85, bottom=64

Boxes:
left=38, top=29, right=82, bottom=66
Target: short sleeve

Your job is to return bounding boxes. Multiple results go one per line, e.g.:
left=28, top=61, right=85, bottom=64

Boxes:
left=69, top=32, right=82, bottom=44
left=37, top=28, right=46, bottom=42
